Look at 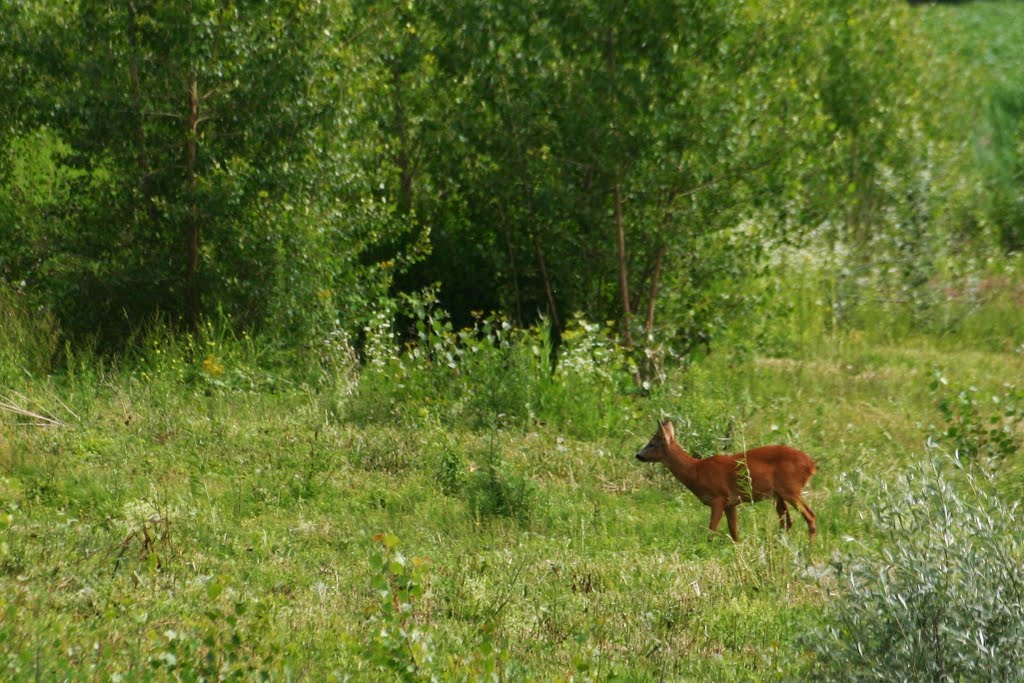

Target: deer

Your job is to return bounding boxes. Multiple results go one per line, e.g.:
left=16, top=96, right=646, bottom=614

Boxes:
left=635, top=420, right=816, bottom=542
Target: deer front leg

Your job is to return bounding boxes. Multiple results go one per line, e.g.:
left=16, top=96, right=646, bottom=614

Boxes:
left=725, top=505, right=740, bottom=542
left=708, top=499, right=725, bottom=540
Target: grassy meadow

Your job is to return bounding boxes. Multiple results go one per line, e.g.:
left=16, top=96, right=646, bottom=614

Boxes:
left=2, top=257, right=1024, bottom=681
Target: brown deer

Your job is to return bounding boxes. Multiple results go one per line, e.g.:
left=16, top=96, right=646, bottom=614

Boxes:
left=635, top=420, right=816, bottom=541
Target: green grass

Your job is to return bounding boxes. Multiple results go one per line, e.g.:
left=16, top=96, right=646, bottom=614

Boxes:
left=2, top=290, right=1023, bottom=680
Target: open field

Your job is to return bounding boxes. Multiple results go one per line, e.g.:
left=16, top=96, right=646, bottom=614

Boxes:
left=3, top=297, right=1022, bottom=679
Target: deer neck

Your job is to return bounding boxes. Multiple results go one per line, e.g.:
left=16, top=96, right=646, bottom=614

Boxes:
left=662, top=442, right=698, bottom=484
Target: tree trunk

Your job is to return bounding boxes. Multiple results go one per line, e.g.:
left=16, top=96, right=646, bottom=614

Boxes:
left=499, top=218, right=525, bottom=328
left=392, top=65, right=413, bottom=216
left=185, top=75, right=200, bottom=332
left=645, top=242, right=665, bottom=334
left=606, top=29, right=637, bottom=350
left=533, top=235, right=561, bottom=332
left=126, top=3, right=156, bottom=222
left=614, top=181, right=635, bottom=348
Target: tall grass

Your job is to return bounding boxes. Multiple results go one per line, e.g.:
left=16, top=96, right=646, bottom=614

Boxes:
left=756, top=250, right=1024, bottom=356
left=0, top=284, right=59, bottom=386
left=346, top=295, right=641, bottom=440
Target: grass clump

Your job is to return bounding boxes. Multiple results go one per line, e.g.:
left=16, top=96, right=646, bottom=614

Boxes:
left=465, top=441, right=537, bottom=525
left=0, top=284, right=59, bottom=386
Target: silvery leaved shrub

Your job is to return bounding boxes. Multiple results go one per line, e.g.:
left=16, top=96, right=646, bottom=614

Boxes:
left=809, top=460, right=1024, bottom=681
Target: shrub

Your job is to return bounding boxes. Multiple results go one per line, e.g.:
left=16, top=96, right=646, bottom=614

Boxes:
left=345, top=292, right=639, bottom=438
left=363, top=533, right=435, bottom=680
left=432, top=441, right=467, bottom=496
left=808, top=460, right=1024, bottom=681
left=930, top=371, right=1023, bottom=465
left=465, top=444, right=536, bottom=524
left=149, top=582, right=278, bottom=681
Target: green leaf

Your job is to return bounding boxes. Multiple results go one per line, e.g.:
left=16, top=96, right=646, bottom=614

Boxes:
left=207, top=581, right=224, bottom=600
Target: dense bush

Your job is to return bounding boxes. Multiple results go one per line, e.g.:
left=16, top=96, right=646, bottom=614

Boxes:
left=810, top=460, right=1024, bottom=681
left=1, top=0, right=987, bottom=363
left=345, top=291, right=639, bottom=439
left=931, top=371, right=1023, bottom=465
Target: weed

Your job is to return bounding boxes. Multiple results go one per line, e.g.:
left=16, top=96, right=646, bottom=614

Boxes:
left=434, top=443, right=466, bottom=496
left=465, top=442, right=536, bottom=524
left=930, top=370, right=1023, bottom=465
left=362, top=533, right=506, bottom=680
left=150, top=581, right=278, bottom=680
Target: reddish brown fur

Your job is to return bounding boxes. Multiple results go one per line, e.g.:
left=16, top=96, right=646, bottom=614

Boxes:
left=635, top=420, right=817, bottom=541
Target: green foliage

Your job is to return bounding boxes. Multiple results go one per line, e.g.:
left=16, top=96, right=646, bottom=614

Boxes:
left=416, top=0, right=834, bottom=336
left=2, top=0, right=982, bottom=365
left=363, top=533, right=506, bottom=681
left=809, top=461, right=1024, bottom=682
left=919, top=1, right=1024, bottom=250
left=753, top=248, right=1024, bottom=357
left=363, top=533, right=435, bottom=680
left=347, top=290, right=638, bottom=439
left=2, top=291, right=1024, bottom=678
left=0, top=484, right=16, bottom=568
left=432, top=438, right=467, bottom=497
left=149, top=583, right=278, bottom=681
left=1, top=0, right=407, bottom=346
left=931, top=371, right=1023, bottom=465
left=126, top=316, right=294, bottom=395
left=4, top=0, right=1024, bottom=678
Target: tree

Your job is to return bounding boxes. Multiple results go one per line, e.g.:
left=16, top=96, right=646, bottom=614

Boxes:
left=0, top=0, right=414, bottom=346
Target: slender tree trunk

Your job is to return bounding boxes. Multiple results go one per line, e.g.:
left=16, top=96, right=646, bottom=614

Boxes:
left=127, top=5, right=147, bottom=178
left=606, top=29, right=637, bottom=348
left=614, top=181, right=635, bottom=347
left=498, top=216, right=525, bottom=328
left=642, top=192, right=676, bottom=335
left=393, top=65, right=413, bottom=216
left=606, top=28, right=642, bottom=387
left=645, top=242, right=665, bottom=334
left=127, top=3, right=157, bottom=222
left=533, top=235, right=561, bottom=332
left=186, top=75, right=200, bottom=332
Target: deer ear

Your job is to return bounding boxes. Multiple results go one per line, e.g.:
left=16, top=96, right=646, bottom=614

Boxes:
left=660, top=420, right=675, bottom=442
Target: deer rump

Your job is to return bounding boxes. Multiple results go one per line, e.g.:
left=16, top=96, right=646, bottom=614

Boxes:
left=706, top=446, right=816, bottom=505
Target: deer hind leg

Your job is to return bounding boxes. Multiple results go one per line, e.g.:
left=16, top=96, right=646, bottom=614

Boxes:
left=774, top=494, right=793, bottom=531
